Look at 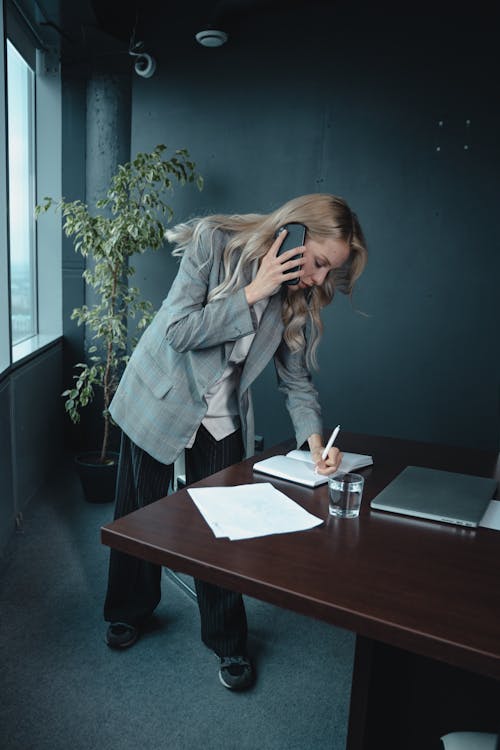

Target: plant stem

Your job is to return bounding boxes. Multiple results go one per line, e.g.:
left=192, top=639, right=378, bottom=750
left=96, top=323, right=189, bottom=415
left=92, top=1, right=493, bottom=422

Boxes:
left=100, top=257, right=120, bottom=463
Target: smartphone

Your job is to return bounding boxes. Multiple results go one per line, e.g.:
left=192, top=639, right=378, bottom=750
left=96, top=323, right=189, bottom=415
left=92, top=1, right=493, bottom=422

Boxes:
left=275, top=222, right=306, bottom=286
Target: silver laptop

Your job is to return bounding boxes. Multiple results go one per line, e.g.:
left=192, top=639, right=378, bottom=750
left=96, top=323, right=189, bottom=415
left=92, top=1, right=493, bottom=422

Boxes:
left=370, top=465, right=497, bottom=527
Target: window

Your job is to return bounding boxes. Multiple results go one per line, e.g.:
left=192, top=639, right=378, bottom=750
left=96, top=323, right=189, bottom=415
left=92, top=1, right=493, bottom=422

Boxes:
left=7, top=39, right=36, bottom=347
left=0, top=13, right=62, bottom=374
left=0, top=9, right=9, bottom=374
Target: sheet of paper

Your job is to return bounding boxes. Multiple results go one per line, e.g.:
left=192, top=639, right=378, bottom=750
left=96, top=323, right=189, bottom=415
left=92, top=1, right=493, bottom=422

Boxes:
left=479, top=499, right=500, bottom=531
left=188, top=482, right=323, bottom=540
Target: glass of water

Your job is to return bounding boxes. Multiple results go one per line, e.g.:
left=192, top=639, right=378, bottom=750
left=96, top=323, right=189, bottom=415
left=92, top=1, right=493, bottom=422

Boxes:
left=328, top=473, right=365, bottom=518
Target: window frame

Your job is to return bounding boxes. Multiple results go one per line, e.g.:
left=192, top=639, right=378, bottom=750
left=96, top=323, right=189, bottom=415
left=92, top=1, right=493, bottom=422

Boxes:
left=0, top=1, right=62, bottom=376
left=6, top=37, right=38, bottom=349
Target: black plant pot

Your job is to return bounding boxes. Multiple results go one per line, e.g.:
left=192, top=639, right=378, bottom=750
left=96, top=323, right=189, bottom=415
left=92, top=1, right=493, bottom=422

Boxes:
left=75, top=452, right=119, bottom=503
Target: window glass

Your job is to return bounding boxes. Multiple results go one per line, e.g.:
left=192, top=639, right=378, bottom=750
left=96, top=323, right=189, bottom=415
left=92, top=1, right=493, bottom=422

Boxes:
left=7, top=40, right=36, bottom=346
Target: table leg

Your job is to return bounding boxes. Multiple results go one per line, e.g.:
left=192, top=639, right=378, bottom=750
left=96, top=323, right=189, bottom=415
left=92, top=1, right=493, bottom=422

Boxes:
left=346, top=635, right=374, bottom=750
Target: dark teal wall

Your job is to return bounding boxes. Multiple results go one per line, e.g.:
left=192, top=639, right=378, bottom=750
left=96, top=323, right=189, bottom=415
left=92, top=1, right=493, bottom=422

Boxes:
left=0, top=344, right=63, bottom=557
left=127, top=4, right=499, bottom=450
left=0, top=378, right=14, bottom=554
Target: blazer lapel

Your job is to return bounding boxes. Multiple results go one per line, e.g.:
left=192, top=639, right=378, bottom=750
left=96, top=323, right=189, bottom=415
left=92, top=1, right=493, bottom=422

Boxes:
left=239, top=292, right=284, bottom=393
left=223, top=259, right=256, bottom=364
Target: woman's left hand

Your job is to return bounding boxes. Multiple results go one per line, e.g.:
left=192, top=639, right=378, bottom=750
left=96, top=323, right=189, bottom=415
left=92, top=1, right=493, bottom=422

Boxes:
left=311, top=446, right=343, bottom=476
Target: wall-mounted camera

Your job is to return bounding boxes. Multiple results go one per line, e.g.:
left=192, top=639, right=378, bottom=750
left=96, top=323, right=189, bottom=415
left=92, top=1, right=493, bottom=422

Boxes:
left=133, top=53, right=156, bottom=78
left=129, top=40, right=156, bottom=79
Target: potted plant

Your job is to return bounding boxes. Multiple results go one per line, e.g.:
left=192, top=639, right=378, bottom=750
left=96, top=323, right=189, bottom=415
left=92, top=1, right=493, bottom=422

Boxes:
left=36, top=144, right=203, bottom=501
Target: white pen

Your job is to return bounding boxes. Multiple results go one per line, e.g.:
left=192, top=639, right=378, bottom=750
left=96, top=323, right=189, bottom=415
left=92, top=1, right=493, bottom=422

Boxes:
left=321, top=424, right=340, bottom=461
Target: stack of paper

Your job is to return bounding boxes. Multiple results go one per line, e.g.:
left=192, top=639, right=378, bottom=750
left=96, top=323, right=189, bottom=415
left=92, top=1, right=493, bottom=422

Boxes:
left=188, top=482, right=323, bottom=540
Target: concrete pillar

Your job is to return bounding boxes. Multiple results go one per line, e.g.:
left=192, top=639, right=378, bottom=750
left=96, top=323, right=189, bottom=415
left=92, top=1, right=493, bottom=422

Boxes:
left=82, top=72, right=131, bottom=451
left=86, top=72, right=131, bottom=207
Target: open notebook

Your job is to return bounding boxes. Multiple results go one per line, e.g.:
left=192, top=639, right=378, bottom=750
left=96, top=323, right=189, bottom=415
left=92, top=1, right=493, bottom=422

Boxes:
left=253, top=449, right=373, bottom=488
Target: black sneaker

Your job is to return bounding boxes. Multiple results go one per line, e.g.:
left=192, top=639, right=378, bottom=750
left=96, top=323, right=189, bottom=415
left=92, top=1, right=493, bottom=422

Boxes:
left=218, top=656, right=254, bottom=691
left=105, top=622, right=139, bottom=649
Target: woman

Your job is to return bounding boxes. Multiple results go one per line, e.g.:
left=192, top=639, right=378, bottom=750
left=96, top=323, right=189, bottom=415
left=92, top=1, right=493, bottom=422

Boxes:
left=104, top=193, right=368, bottom=691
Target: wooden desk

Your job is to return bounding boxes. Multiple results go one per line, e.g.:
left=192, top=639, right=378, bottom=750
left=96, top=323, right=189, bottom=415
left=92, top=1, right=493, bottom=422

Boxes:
left=101, top=432, right=500, bottom=748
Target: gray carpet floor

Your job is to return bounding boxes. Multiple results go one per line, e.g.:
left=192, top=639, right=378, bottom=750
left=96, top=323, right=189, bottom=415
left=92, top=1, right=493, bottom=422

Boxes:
left=0, top=466, right=355, bottom=750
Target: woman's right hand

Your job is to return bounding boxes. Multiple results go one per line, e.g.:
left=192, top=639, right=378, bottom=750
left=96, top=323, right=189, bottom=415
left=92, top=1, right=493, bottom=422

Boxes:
left=244, top=232, right=305, bottom=306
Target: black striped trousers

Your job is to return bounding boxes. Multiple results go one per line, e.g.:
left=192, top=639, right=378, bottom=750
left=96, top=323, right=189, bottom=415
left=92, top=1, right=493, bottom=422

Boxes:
left=104, top=424, right=247, bottom=656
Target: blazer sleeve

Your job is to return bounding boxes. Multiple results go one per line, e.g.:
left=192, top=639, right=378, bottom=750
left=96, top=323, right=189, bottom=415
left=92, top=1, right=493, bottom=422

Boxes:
left=274, top=339, right=323, bottom=449
left=162, top=228, right=257, bottom=352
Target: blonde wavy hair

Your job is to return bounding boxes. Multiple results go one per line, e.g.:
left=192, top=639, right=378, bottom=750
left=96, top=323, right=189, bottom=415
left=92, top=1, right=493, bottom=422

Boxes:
left=165, top=194, right=368, bottom=369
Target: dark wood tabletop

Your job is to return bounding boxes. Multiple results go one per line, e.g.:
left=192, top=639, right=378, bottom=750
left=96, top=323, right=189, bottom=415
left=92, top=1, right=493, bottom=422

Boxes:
left=101, top=431, right=500, bottom=681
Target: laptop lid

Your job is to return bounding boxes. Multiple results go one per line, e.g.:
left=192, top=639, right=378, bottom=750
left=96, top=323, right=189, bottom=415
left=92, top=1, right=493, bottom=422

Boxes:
left=370, top=466, right=497, bottom=527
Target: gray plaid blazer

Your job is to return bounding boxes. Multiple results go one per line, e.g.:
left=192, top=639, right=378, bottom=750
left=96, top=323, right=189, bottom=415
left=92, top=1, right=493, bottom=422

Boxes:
left=109, top=227, right=323, bottom=466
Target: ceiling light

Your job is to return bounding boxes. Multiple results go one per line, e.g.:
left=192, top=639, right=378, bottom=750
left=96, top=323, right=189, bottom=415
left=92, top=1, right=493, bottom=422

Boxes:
left=195, top=29, right=228, bottom=47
